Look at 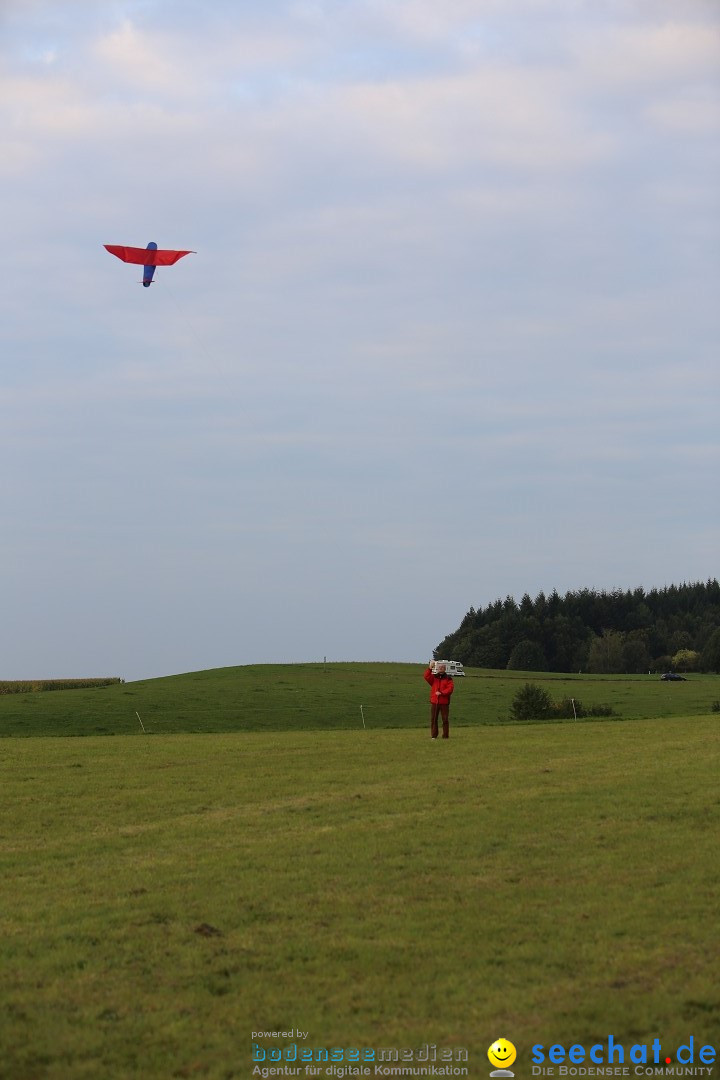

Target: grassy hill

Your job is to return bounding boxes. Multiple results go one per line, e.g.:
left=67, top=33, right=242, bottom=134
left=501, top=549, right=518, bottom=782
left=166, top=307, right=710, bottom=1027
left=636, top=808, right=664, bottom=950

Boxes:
left=1, top=662, right=719, bottom=737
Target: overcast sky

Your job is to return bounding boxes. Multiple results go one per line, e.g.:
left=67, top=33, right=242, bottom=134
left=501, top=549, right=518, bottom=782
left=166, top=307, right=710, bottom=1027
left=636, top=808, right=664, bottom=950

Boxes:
left=1, top=0, right=718, bottom=681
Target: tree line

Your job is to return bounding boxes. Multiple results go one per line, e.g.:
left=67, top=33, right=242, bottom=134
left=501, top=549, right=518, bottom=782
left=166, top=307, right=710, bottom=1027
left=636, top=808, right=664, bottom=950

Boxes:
left=434, top=580, right=720, bottom=674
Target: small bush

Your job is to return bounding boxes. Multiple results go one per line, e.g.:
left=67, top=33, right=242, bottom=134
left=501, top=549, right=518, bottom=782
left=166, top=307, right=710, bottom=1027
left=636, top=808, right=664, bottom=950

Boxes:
left=510, top=684, right=617, bottom=723
left=711, top=701, right=720, bottom=714
left=552, top=697, right=583, bottom=719
left=547, top=698, right=615, bottom=719
left=510, top=683, right=553, bottom=722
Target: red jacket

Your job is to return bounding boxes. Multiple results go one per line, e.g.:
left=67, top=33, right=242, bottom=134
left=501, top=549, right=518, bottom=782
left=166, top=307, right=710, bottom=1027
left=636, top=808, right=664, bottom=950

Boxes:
left=424, top=667, right=455, bottom=704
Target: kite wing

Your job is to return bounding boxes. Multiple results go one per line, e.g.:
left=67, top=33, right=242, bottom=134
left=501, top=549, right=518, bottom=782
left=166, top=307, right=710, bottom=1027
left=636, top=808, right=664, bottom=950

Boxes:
left=104, top=245, right=195, bottom=266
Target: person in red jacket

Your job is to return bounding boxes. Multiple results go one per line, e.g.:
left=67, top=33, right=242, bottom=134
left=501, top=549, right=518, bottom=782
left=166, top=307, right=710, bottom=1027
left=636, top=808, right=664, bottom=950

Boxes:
left=423, top=661, right=455, bottom=739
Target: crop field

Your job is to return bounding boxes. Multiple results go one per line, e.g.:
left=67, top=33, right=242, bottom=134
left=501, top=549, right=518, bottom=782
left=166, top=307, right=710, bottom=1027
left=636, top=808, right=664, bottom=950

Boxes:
left=1, top=667, right=719, bottom=1079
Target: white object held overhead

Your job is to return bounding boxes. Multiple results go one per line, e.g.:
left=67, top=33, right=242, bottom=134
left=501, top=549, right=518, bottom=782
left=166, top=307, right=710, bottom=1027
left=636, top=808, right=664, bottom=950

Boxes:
left=432, top=660, right=465, bottom=676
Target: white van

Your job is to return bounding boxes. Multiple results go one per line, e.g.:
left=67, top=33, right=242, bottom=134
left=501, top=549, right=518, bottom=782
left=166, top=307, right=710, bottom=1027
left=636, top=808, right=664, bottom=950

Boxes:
left=433, top=660, right=465, bottom=676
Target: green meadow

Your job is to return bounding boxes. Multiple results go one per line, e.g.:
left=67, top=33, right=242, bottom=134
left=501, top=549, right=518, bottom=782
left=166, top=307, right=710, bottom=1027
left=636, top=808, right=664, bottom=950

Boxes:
left=1, top=667, right=719, bottom=1079
left=1, top=662, right=719, bottom=737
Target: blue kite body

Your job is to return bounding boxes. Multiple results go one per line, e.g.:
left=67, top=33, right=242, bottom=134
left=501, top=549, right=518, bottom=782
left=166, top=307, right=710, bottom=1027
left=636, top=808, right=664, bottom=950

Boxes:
left=143, top=242, right=158, bottom=287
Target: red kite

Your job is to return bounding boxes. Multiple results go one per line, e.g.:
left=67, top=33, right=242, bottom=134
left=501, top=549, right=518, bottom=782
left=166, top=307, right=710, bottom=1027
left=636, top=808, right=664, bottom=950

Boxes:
left=104, top=242, right=195, bottom=286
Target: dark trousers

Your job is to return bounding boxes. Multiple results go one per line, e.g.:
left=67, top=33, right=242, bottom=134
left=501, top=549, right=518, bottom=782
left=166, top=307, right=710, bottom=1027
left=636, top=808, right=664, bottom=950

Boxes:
left=430, top=703, right=449, bottom=739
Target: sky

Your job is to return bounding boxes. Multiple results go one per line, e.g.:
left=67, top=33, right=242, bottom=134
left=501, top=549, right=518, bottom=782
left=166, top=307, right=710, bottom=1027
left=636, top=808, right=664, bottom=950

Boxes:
left=1, top=0, right=719, bottom=681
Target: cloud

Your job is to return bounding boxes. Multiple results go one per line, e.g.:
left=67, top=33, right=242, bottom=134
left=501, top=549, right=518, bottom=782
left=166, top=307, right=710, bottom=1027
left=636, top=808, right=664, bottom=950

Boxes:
left=92, top=19, right=182, bottom=94
left=647, top=90, right=720, bottom=134
left=576, top=20, right=720, bottom=87
left=0, top=138, right=41, bottom=176
left=4, top=3, right=717, bottom=199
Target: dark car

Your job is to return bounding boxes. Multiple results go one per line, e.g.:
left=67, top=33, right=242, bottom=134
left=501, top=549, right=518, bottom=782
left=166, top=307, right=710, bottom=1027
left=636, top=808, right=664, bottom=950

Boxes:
left=661, top=672, right=687, bottom=681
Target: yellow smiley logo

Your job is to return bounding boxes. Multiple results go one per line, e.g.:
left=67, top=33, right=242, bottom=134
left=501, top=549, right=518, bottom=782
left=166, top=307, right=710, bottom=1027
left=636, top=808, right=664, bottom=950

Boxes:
left=488, top=1039, right=517, bottom=1070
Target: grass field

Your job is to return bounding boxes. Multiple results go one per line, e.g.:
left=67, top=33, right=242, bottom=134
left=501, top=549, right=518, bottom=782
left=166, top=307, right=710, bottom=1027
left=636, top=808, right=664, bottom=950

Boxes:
left=1, top=662, right=719, bottom=737
left=1, top=705, right=719, bottom=1079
